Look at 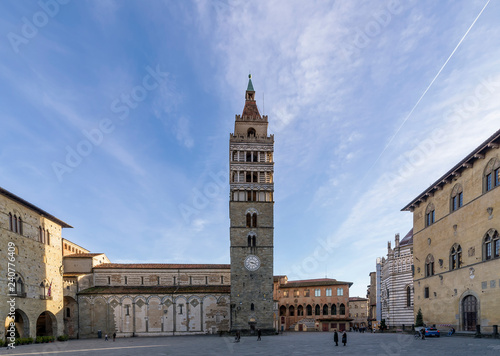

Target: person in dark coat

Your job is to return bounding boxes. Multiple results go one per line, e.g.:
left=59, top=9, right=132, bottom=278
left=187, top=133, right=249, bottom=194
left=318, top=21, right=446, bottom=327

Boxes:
left=257, top=329, right=262, bottom=341
left=342, top=331, right=347, bottom=346
left=333, top=330, right=339, bottom=346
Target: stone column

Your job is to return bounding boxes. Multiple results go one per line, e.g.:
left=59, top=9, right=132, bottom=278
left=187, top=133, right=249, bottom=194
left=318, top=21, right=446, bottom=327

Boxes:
left=132, top=302, right=136, bottom=336
left=200, top=300, right=204, bottom=332
left=146, top=302, right=149, bottom=333
left=173, top=301, right=177, bottom=333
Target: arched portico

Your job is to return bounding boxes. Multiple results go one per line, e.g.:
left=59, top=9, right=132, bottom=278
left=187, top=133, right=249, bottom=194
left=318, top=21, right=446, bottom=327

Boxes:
left=36, top=311, right=57, bottom=337
left=5, top=309, right=30, bottom=339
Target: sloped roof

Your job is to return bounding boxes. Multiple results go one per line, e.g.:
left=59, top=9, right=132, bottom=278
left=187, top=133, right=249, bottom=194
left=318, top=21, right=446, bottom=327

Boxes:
left=0, top=186, right=72, bottom=228
left=64, top=253, right=105, bottom=258
left=402, top=128, right=500, bottom=211
left=400, top=228, right=413, bottom=246
left=78, top=285, right=230, bottom=295
left=93, top=263, right=230, bottom=270
left=281, top=278, right=353, bottom=288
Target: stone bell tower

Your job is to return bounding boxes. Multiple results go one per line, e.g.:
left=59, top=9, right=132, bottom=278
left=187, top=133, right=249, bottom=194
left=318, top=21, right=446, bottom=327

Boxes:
left=229, top=75, right=274, bottom=333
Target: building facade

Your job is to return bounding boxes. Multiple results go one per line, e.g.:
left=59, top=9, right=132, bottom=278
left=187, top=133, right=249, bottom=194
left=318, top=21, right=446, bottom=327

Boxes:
left=0, top=187, right=72, bottom=341
left=229, top=75, right=274, bottom=333
left=402, top=128, right=500, bottom=332
left=275, top=276, right=352, bottom=332
left=379, top=230, right=414, bottom=328
left=366, top=271, right=377, bottom=328
left=69, top=263, right=231, bottom=337
left=348, top=297, right=368, bottom=329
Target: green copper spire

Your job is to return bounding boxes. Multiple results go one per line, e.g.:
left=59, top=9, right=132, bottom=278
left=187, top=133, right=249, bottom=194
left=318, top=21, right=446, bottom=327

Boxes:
left=247, top=74, right=254, bottom=92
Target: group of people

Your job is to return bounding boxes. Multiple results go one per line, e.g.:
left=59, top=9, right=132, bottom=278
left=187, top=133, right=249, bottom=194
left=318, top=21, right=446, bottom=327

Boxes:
left=333, top=330, right=347, bottom=346
left=103, top=332, right=116, bottom=341
left=352, top=326, right=367, bottom=333
left=234, top=329, right=262, bottom=342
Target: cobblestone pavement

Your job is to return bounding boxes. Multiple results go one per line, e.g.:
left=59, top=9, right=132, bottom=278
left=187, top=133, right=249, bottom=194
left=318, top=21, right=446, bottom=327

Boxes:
left=3, top=332, right=500, bottom=356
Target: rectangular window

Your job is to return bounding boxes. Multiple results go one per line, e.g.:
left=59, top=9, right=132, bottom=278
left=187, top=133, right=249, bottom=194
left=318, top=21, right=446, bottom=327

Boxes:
left=496, top=169, right=500, bottom=186
left=326, top=288, right=332, bottom=297
left=424, top=287, right=429, bottom=298
left=157, top=276, right=160, bottom=285
left=173, top=276, right=176, bottom=285
left=294, top=290, right=300, bottom=297
left=125, top=305, right=130, bottom=316
left=495, top=239, right=500, bottom=258
left=107, top=276, right=111, bottom=285
left=487, top=173, right=492, bottom=191
left=337, top=288, right=343, bottom=296
left=459, top=192, right=463, bottom=207
left=304, top=289, right=310, bottom=297
left=221, top=276, right=224, bottom=284
left=141, top=276, right=144, bottom=285
left=124, top=276, right=127, bottom=285
left=283, top=291, right=289, bottom=298
left=315, top=289, right=321, bottom=297
left=189, top=276, right=192, bottom=285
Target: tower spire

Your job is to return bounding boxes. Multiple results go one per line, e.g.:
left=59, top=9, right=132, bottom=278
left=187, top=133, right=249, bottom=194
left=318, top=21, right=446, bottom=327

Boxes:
left=247, top=74, right=255, bottom=92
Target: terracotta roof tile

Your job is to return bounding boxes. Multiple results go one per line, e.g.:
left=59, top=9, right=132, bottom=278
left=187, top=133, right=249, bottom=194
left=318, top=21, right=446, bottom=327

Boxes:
left=281, top=278, right=353, bottom=288
left=400, top=228, right=413, bottom=246
left=78, top=285, right=231, bottom=295
left=93, top=263, right=230, bottom=270
left=64, top=253, right=105, bottom=258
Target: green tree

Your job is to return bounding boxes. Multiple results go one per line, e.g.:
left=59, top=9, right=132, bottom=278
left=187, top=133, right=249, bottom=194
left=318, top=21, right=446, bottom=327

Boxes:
left=415, top=308, right=423, bottom=327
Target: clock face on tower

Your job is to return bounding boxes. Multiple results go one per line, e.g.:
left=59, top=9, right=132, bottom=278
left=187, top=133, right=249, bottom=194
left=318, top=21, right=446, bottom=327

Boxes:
left=244, top=255, right=261, bottom=271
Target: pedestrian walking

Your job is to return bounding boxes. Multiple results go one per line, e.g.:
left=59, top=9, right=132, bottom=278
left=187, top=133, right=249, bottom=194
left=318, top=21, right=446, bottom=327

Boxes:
left=257, top=329, right=262, bottom=341
left=333, top=330, right=339, bottom=346
left=113, top=332, right=116, bottom=341
left=342, top=331, right=347, bottom=346
left=104, top=334, right=108, bottom=341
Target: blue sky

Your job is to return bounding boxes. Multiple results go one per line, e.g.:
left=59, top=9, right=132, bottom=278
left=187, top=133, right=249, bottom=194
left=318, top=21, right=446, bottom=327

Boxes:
left=1, top=0, right=499, bottom=298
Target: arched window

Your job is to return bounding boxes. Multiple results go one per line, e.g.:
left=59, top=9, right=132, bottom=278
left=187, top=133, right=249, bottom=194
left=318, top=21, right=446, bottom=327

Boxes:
left=250, top=303, right=255, bottom=311
left=247, top=128, right=256, bottom=137
left=306, top=305, right=312, bottom=316
left=425, top=203, right=435, bottom=227
left=8, top=213, right=13, bottom=231
left=483, top=229, right=500, bottom=260
left=297, top=305, right=304, bottom=316
left=13, top=215, right=18, bottom=233
left=246, top=213, right=251, bottom=227
left=279, top=305, right=286, bottom=316
left=252, top=213, right=257, bottom=227
left=331, top=304, right=337, bottom=315
left=425, top=254, right=434, bottom=277
left=289, top=305, right=295, bottom=316
left=322, top=304, right=328, bottom=315
left=339, top=304, right=345, bottom=315
left=484, top=158, right=500, bottom=192
left=18, top=217, right=23, bottom=235
left=14, top=274, right=25, bottom=297
left=315, top=304, right=320, bottom=315
left=450, top=244, right=462, bottom=270
left=406, top=286, right=411, bottom=307
left=247, top=233, right=256, bottom=247
left=451, top=184, right=464, bottom=212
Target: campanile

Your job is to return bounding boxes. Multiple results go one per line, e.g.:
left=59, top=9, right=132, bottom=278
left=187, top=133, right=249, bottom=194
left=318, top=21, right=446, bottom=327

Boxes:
left=229, top=75, right=274, bottom=333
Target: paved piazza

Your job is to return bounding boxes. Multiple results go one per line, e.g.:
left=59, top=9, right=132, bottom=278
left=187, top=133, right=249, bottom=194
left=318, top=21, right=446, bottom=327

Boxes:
left=3, top=332, right=500, bottom=356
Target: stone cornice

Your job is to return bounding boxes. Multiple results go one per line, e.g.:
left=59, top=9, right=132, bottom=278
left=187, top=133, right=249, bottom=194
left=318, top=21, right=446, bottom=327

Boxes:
left=230, top=183, right=274, bottom=191
left=230, top=164, right=274, bottom=172
left=230, top=143, right=274, bottom=151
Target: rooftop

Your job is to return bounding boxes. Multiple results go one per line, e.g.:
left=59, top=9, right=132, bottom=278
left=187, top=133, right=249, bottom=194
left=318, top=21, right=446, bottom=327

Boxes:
left=79, top=285, right=231, bottom=295
left=0, top=186, right=72, bottom=228
left=402, top=128, right=500, bottom=211
left=64, top=253, right=105, bottom=258
left=93, top=263, right=230, bottom=270
left=281, top=278, right=353, bottom=288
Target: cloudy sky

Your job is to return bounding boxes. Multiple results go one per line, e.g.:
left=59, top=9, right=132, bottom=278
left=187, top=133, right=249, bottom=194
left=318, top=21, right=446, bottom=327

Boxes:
left=1, top=0, right=499, bottom=297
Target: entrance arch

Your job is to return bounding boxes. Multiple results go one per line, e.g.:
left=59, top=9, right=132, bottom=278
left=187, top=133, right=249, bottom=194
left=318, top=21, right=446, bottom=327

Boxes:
left=36, top=311, right=57, bottom=337
left=462, top=295, right=478, bottom=331
left=4, top=309, right=30, bottom=338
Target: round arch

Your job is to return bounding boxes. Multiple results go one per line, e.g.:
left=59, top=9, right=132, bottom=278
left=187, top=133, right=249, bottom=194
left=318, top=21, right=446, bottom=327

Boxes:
left=5, top=309, right=30, bottom=339
left=36, top=311, right=57, bottom=337
left=459, top=290, right=480, bottom=331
